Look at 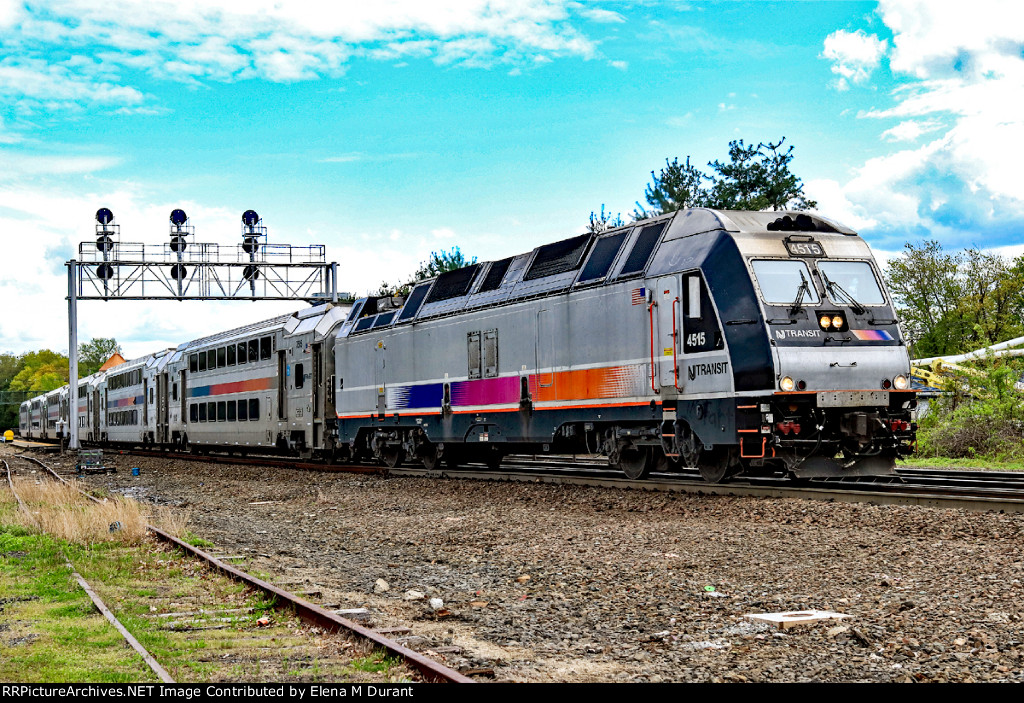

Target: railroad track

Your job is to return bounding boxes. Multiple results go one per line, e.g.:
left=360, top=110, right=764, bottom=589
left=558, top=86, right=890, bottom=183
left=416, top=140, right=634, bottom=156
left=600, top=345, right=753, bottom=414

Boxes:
left=2, top=453, right=472, bottom=684
left=13, top=441, right=1024, bottom=512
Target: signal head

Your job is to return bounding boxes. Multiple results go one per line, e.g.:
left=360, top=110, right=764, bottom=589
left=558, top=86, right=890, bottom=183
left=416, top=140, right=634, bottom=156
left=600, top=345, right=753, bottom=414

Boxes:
left=170, top=209, right=188, bottom=226
left=242, top=210, right=260, bottom=227
left=95, top=208, right=114, bottom=225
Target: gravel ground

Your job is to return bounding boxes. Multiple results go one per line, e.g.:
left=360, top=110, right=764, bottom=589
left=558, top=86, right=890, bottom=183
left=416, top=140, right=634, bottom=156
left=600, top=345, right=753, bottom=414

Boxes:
left=14, top=446, right=1024, bottom=683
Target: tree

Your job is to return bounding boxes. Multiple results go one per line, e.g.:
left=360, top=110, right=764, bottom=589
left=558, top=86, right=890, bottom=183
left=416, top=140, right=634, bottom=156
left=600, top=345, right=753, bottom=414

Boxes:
left=885, top=240, right=1024, bottom=357
left=79, top=337, right=122, bottom=377
left=7, top=350, right=69, bottom=392
left=375, top=247, right=478, bottom=297
left=634, top=137, right=816, bottom=219
left=588, top=204, right=625, bottom=234
left=634, top=156, right=709, bottom=220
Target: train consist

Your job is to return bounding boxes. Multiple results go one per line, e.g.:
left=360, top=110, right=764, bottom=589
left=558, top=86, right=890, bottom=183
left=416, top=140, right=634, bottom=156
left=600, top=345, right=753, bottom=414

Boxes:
left=21, top=208, right=916, bottom=482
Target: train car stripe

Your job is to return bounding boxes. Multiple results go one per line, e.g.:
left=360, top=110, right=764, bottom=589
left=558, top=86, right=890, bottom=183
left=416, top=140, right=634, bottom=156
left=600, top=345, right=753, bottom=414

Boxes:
left=188, top=377, right=275, bottom=398
left=851, top=329, right=894, bottom=341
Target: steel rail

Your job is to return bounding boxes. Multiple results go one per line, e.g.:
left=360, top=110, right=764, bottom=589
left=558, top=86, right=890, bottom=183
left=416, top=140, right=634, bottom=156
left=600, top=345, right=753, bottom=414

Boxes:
left=19, top=443, right=1024, bottom=511
left=14, top=455, right=472, bottom=684
left=2, top=458, right=175, bottom=683
left=390, top=465, right=1024, bottom=513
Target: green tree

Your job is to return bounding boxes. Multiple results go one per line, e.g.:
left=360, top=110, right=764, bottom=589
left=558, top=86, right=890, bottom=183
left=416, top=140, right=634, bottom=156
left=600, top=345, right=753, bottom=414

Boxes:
left=79, top=337, right=122, bottom=377
left=634, top=137, right=816, bottom=219
left=885, top=240, right=1024, bottom=357
left=588, top=204, right=625, bottom=234
left=634, top=156, right=709, bottom=220
left=375, top=247, right=478, bottom=297
left=7, top=350, right=69, bottom=392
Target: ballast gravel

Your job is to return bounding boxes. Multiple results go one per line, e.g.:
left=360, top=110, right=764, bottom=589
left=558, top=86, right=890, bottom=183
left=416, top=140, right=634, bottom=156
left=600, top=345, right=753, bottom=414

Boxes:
left=31, top=450, right=1024, bottom=683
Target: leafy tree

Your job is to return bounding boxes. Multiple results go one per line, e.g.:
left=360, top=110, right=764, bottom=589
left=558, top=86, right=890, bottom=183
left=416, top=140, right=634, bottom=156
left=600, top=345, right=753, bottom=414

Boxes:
left=634, top=137, right=816, bottom=219
left=7, top=350, right=69, bottom=392
left=414, top=247, right=477, bottom=280
left=79, top=337, right=122, bottom=377
left=588, top=204, right=625, bottom=234
left=375, top=247, right=478, bottom=297
left=634, top=156, right=709, bottom=220
left=886, top=240, right=1024, bottom=357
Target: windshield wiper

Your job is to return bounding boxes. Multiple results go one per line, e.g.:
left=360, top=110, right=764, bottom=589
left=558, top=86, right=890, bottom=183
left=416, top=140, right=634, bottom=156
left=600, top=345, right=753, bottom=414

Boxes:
left=789, top=270, right=811, bottom=316
left=821, top=272, right=866, bottom=315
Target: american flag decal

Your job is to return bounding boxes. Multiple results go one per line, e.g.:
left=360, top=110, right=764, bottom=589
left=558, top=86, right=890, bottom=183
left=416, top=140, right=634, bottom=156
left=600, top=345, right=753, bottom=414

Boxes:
left=631, top=287, right=646, bottom=305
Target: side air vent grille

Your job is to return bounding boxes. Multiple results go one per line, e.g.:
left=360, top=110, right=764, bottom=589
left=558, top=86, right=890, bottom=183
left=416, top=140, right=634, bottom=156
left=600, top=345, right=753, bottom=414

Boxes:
left=372, top=311, right=396, bottom=328
left=524, top=234, right=592, bottom=281
left=618, top=222, right=666, bottom=277
left=577, top=230, right=629, bottom=283
left=478, top=257, right=513, bottom=293
left=354, top=315, right=376, bottom=332
left=397, top=283, right=431, bottom=322
left=425, top=265, right=481, bottom=304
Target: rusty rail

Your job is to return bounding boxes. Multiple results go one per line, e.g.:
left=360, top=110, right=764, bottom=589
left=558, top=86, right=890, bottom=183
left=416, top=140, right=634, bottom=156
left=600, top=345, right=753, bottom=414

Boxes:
left=2, top=458, right=175, bottom=683
left=14, top=454, right=472, bottom=683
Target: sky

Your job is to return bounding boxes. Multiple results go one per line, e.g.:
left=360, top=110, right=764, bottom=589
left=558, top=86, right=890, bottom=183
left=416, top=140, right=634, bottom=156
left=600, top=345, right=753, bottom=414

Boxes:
left=1, top=0, right=1022, bottom=359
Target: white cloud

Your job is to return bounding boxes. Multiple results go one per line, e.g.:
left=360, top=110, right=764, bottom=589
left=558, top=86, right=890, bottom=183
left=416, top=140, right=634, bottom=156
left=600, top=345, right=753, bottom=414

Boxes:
left=609, top=59, right=628, bottom=70
left=431, top=227, right=456, bottom=240
left=880, top=119, right=943, bottom=142
left=580, top=8, right=625, bottom=24
left=0, top=0, right=600, bottom=137
left=822, top=28, right=887, bottom=90
left=817, top=1, right=1024, bottom=249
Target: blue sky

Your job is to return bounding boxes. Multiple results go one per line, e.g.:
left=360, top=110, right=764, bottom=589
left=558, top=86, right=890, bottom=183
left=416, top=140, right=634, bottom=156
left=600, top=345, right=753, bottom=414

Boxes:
left=1, top=1, right=1022, bottom=358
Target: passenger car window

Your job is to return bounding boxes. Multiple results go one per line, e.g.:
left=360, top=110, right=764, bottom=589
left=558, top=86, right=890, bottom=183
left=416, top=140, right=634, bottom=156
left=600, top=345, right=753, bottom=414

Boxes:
left=295, top=363, right=304, bottom=389
left=260, top=336, right=271, bottom=361
left=249, top=339, right=259, bottom=363
left=237, top=342, right=247, bottom=364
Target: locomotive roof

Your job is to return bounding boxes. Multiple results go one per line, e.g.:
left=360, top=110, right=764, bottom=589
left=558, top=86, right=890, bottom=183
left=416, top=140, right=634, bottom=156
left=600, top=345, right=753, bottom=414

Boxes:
left=340, top=207, right=859, bottom=336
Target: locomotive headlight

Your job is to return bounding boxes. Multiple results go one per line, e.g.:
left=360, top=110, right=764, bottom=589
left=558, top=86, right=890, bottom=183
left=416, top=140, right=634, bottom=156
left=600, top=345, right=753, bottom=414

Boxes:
left=893, top=374, right=909, bottom=390
left=780, top=376, right=795, bottom=392
left=819, top=316, right=831, bottom=329
left=831, top=315, right=844, bottom=330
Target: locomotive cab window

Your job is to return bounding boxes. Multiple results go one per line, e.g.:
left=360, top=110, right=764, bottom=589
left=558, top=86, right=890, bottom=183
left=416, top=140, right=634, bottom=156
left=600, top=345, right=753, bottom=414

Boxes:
left=682, top=272, right=725, bottom=354
left=817, top=260, right=886, bottom=306
left=750, top=260, right=820, bottom=306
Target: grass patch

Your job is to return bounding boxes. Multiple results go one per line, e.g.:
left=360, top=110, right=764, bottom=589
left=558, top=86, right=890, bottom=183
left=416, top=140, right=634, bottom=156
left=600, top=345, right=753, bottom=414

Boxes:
left=898, top=455, right=1024, bottom=471
left=350, top=649, right=403, bottom=674
left=0, top=491, right=156, bottom=682
left=183, top=532, right=214, bottom=549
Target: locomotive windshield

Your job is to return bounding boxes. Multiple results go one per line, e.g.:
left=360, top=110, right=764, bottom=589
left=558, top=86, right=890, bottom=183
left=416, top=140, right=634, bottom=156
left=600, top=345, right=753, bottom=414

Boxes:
left=817, top=261, right=885, bottom=305
left=750, top=260, right=820, bottom=306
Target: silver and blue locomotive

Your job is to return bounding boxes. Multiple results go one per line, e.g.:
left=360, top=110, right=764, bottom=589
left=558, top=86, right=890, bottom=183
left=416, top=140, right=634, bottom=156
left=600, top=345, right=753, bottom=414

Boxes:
left=20, top=208, right=915, bottom=482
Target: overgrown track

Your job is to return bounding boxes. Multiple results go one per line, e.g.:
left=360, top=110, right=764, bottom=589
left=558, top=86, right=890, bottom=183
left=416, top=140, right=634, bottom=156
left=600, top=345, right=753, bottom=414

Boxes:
left=3, top=457, right=175, bottom=683
left=10, top=453, right=473, bottom=684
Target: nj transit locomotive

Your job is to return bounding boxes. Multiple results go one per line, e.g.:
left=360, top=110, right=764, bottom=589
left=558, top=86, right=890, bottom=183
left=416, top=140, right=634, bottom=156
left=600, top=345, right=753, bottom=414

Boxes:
left=21, top=208, right=916, bottom=482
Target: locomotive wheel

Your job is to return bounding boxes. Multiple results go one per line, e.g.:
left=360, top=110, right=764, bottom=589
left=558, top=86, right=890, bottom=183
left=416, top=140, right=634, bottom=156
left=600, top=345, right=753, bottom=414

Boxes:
left=618, top=445, right=652, bottom=480
left=485, top=447, right=503, bottom=471
left=698, top=447, right=739, bottom=483
left=380, top=445, right=405, bottom=469
left=419, top=443, right=440, bottom=470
